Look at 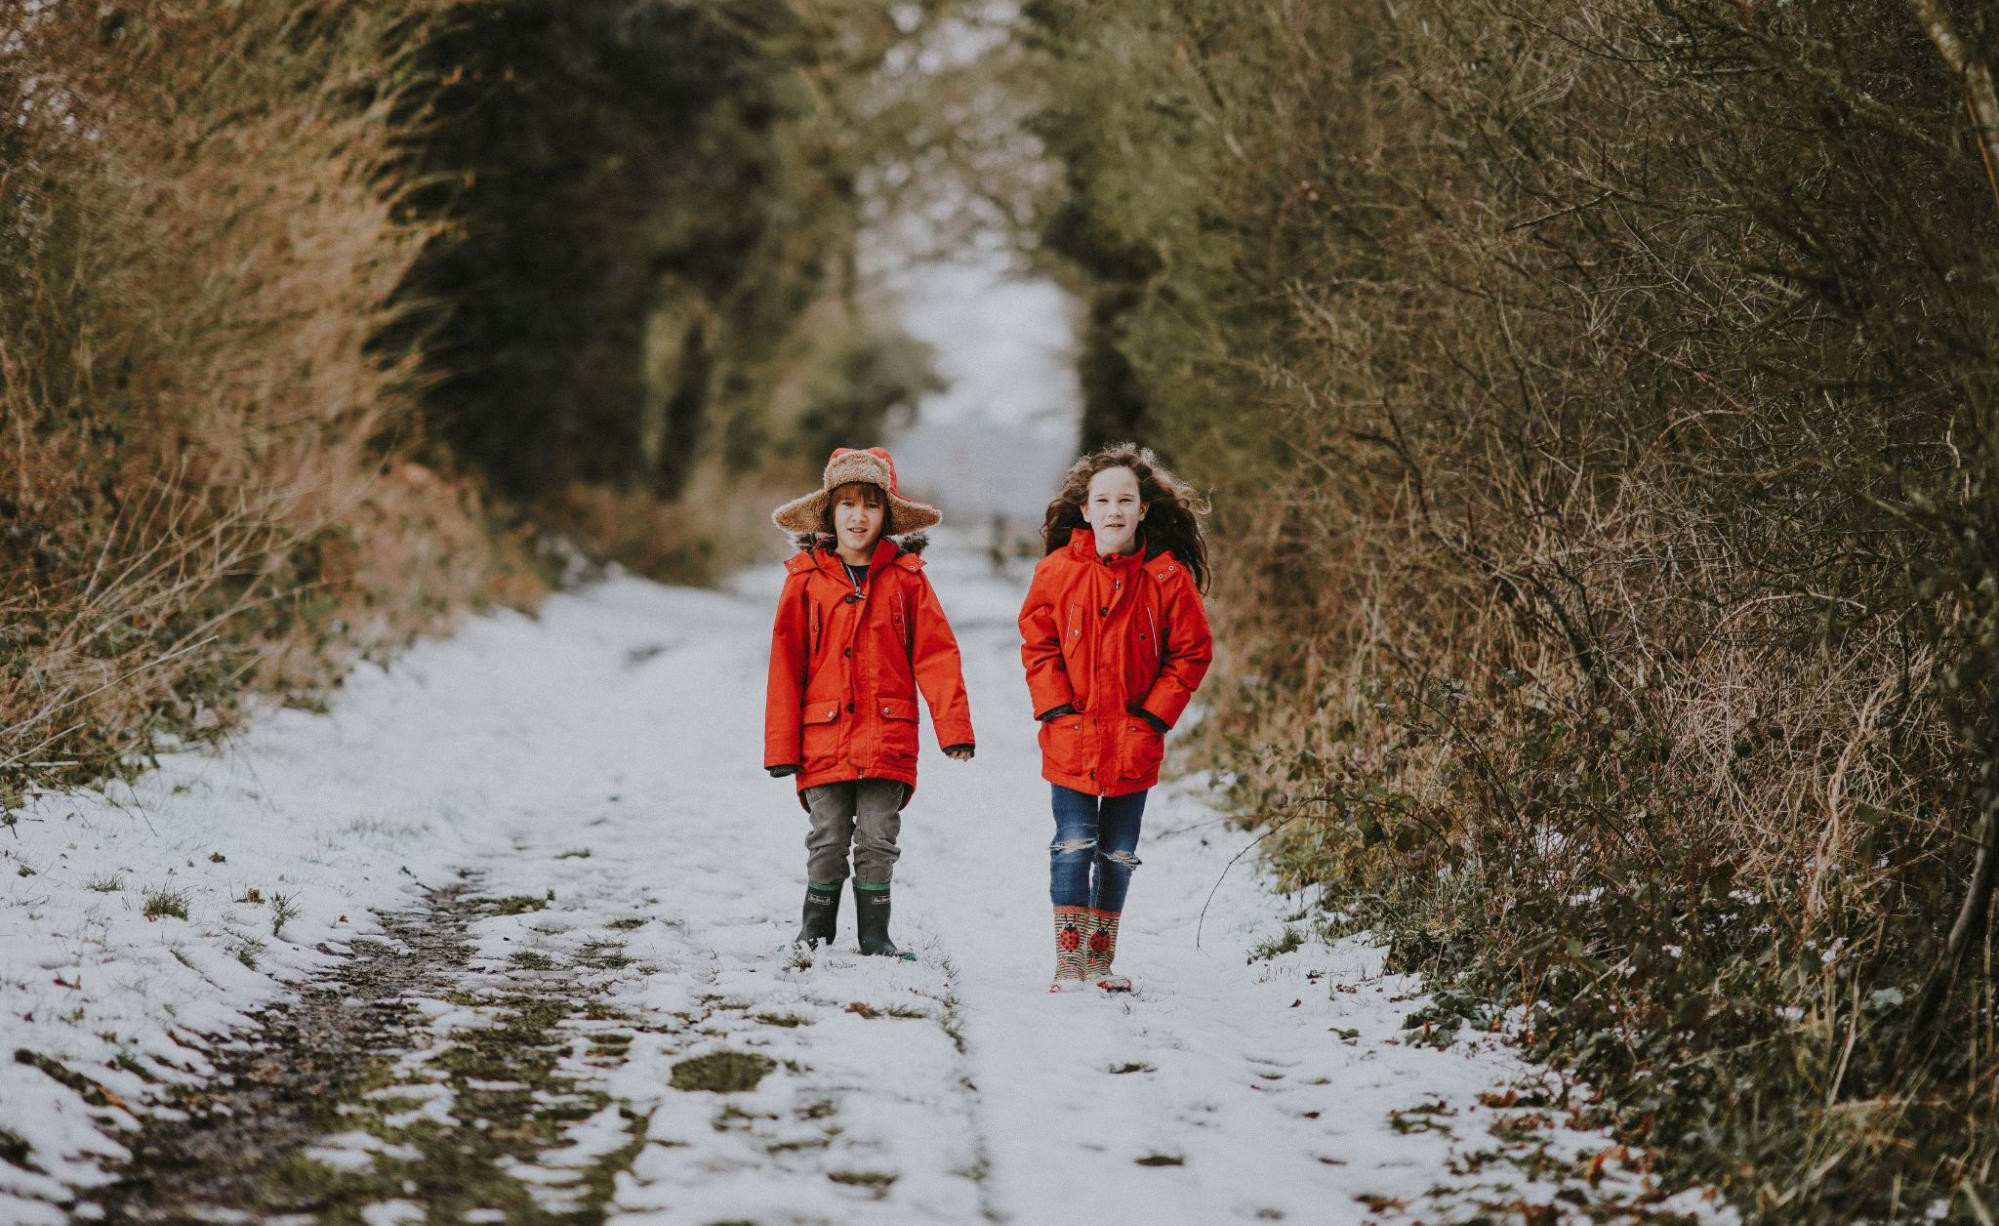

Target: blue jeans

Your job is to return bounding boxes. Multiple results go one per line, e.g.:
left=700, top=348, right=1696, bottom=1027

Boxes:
left=1049, top=784, right=1147, bottom=911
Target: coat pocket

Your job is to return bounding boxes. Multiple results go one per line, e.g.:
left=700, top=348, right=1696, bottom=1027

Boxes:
left=1037, top=711, right=1091, bottom=779
left=876, top=696, right=919, bottom=761
left=1118, top=719, right=1166, bottom=780
left=801, top=700, right=841, bottom=773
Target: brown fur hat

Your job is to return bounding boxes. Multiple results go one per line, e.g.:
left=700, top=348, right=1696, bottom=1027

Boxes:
left=771, top=446, right=942, bottom=535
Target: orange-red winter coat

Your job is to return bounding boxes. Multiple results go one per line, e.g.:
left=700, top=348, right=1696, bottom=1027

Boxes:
left=765, top=536, right=975, bottom=808
left=1018, top=529, right=1213, bottom=797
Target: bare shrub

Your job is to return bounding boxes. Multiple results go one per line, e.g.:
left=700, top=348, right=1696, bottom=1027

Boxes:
left=1031, top=0, right=1999, bottom=1217
left=0, top=1, right=521, bottom=803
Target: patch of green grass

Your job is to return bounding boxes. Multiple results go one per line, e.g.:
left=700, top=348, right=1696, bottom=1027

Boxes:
left=489, top=895, right=546, bottom=915
left=753, top=1012, right=810, bottom=1028
left=508, top=950, right=556, bottom=971
left=13, top=1050, right=116, bottom=1108
left=0, top=1126, right=34, bottom=1170
left=606, top=916, right=647, bottom=930
left=229, top=935, right=265, bottom=969
left=671, top=1051, right=776, bottom=1093
left=1249, top=927, right=1304, bottom=962
left=112, top=1052, right=160, bottom=1084
left=577, top=941, right=631, bottom=970
left=587, top=1032, right=634, bottom=1060
left=268, top=891, right=299, bottom=935
left=85, top=874, right=124, bottom=893
left=142, top=886, right=190, bottom=921
left=556, top=848, right=593, bottom=859
left=828, top=1169, right=898, bottom=1193
left=1110, top=1062, right=1155, bottom=1074
left=1135, top=1153, right=1185, bottom=1167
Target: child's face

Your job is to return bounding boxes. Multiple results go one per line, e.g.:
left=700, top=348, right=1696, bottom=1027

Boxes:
left=1082, top=466, right=1145, bottom=555
left=831, top=484, right=886, bottom=555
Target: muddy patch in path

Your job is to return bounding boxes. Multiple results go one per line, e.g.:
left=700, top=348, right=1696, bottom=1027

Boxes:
left=83, top=878, right=487, bottom=1223
left=82, top=875, right=657, bottom=1226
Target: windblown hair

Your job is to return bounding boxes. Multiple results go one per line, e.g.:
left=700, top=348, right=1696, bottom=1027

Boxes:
left=1040, top=443, right=1210, bottom=592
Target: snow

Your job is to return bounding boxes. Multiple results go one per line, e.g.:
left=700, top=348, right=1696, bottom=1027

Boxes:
left=0, top=538, right=1737, bottom=1224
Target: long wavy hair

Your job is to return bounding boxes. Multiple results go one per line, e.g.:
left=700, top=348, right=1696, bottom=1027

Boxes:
left=1040, top=442, right=1211, bottom=592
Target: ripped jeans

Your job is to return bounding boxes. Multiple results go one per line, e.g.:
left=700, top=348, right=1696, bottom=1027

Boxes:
left=1048, top=784, right=1148, bottom=912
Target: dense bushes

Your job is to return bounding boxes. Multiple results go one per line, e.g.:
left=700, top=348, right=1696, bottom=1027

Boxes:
left=1027, top=0, right=1999, bottom=1218
left=387, top=0, right=945, bottom=576
left=1, top=1, right=516, bottom=806
left=0, top=0, right=934, bottom=800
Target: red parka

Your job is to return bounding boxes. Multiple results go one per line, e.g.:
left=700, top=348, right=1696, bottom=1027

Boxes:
left=1018, top=529, right=1214, bottom=797
left=765, top=537, right=975, bottom=807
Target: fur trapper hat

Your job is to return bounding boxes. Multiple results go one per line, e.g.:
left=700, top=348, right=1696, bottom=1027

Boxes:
left=771, top=446, right=942, bottom=535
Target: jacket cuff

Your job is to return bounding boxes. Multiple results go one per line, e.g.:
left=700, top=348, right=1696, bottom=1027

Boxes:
left=1140, top=691, right=1185, bottom=730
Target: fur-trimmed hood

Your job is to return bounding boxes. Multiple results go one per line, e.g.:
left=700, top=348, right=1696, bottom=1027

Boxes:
left=790, top=530, right=930, bottom=557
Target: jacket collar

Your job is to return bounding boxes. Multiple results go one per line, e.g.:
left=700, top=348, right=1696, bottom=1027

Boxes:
left=1066, top=527, right=1154, bottom=571
left=814, top=534, right=900, bottom=577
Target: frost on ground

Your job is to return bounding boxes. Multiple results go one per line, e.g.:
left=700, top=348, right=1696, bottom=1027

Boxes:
left=0, top=538, right=1737, bottom=1225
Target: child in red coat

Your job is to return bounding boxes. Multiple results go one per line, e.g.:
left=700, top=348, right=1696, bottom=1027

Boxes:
left=765, top=447, right=975, bottom=957
left=1019, top=443, right=1213, bottom=992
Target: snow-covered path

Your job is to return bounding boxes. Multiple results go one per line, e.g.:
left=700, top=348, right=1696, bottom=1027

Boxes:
left=1, top=540, right=1731, bottom=1225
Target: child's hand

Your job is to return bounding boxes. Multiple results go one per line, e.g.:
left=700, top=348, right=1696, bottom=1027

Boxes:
left=767, top=764, right=800, bottom=778
left=943, top=744, right=975, bottom=762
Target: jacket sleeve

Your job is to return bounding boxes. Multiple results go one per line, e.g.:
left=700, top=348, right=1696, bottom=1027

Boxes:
left=1140, top=572, right=1213, bottom=729
left=910, top=573, right=976, bottom=749
left=764, top=572, right=811, bottom=768
left=1017, top=558, right=1076, bottom=718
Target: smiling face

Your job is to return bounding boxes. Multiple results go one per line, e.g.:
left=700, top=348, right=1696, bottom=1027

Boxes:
left=825, top=482, right=888, bottom=562
left=1082, top=465, right=1146, bottom=555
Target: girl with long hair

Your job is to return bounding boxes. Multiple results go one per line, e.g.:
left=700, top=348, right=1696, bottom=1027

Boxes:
left=1017, top=442, right=1213, bottom=992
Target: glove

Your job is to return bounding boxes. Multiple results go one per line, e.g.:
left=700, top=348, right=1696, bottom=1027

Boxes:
left=767, top=764, right=800, bottom=778
left=1138, top=711, right=1169, bottom=734
left=1036, top=704, right=1077, bottom=722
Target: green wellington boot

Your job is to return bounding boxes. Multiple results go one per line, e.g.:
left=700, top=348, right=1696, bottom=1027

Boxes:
left=794, top=881, right=841, bottom=948
left=854, top=881, right=914, bottom=959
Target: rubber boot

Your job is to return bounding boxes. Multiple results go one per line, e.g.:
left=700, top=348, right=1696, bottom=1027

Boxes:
left=1088, top=908, right=1130, bottom=992
left=1050, top=905, right=1090, bottom=992
left=854, top=881, right=912, bottom=959
left=794, top=881, right=841, bottom=948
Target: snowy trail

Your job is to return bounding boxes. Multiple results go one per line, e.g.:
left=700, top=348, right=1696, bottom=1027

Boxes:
left=1, top=539, right=1733, bottom=1225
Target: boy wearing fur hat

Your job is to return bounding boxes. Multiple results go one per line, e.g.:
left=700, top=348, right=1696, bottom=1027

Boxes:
left=765, top=447, right=975, bottom=957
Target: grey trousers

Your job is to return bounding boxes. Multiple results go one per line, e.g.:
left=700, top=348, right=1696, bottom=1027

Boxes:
left=803, top=780, right=905, bottom=887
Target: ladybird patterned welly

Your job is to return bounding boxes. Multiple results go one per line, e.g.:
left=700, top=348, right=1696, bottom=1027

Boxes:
left=764, top=535, right=974, bottom=807
left=1017, top=528, right=1213, bottom=796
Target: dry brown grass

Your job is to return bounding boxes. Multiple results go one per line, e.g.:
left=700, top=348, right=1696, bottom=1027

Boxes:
left=1031, top=0, right=1999, bottom=1217
left=1, top=0, right=536, bottom=801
